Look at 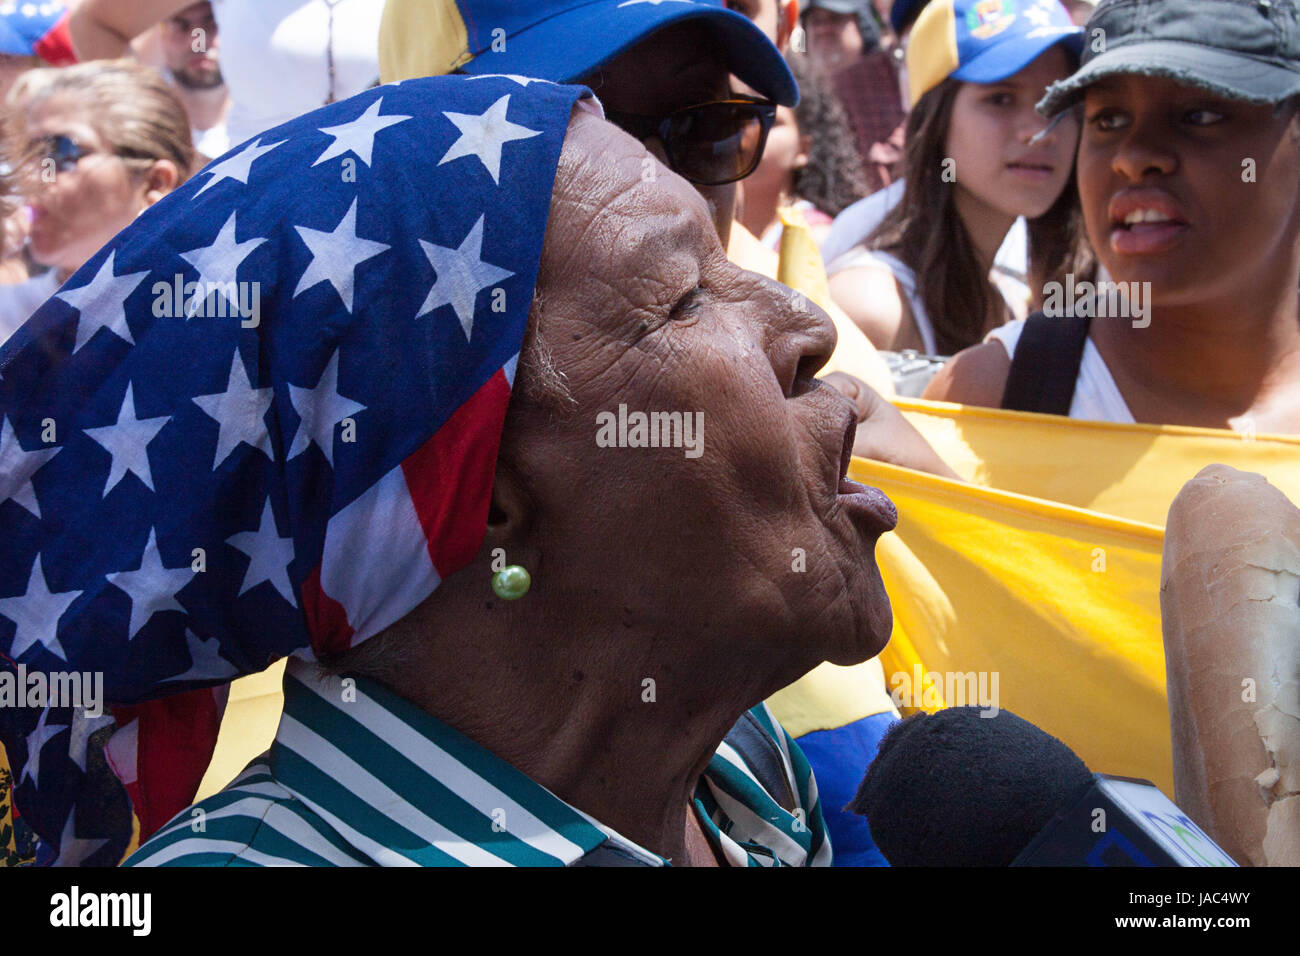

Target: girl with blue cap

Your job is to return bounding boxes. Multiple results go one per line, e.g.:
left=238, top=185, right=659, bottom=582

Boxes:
left=827, top=0, right=1090, bottom=355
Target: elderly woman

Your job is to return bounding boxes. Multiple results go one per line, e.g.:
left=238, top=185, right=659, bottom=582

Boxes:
left=0, top=74, right=896, bottom=866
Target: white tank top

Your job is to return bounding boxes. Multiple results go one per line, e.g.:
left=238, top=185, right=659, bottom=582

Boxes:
left=826, top=244, right=1032, bottom=356
left=827, top=247, right=938, bottom=354
left=985, top=319, right=1136, bottom=424
left=213, top=0, right=385, bottom=146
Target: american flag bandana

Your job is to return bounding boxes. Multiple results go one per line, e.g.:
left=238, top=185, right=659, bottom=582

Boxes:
left=0, top=74, right=591, bottom=865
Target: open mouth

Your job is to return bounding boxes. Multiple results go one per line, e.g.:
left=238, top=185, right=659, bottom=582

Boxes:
left=834, top=410, right=897, bottom=534
left=837, top=414, right=855, bottom=493
left=1112, top=208, right=1188, bottom=230
left=1107, top=190, right=1190, bottom=255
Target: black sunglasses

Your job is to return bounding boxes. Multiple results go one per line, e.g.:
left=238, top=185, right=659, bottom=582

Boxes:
left=32, top=133, right=155, bottom=175
left=604, top=95, right=777, bottom=186
left=33, top=134, right=100, bottom=174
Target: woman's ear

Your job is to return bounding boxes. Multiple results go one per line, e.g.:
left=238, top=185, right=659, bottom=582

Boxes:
left=484, top=457, right=534, bottom=548
left=795, top=131, right=812, bottom=170
left=140, top=159, right=180, bottom=206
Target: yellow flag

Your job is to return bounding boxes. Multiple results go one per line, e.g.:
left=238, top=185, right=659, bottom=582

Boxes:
left=846, top=402, right=1300, bottom=795
left=856, top=457, right=1173, bottom=791
left=776, top=205, right=834, bottom=311
left=897, top=398, right=1300, bottom=524
left=197, top=659, right=286, bottom=801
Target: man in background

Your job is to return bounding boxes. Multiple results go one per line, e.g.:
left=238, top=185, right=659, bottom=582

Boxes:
left=157, top=1, right=228, bottom=158
left=802, top=0, right=905, bottom=192
left=802, top=0, right=881, bottom=67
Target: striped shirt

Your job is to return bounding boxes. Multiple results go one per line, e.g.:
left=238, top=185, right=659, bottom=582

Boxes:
left=126, top=659, right=831, bottom=867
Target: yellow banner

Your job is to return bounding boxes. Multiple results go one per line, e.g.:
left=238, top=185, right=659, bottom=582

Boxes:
left=897, top=398, right=1300, bottom=524
left=856, top=458, right=1171, bottom=791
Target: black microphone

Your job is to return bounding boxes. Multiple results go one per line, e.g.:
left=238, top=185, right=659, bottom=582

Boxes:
left=850, top=707, right=1238, bottom=866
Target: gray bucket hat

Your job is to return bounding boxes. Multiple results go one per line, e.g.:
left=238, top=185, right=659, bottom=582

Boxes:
left=1038, top=0, right=1300, bottom=115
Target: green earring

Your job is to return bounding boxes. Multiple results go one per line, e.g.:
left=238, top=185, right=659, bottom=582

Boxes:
left=491, top=565, right=531, bottom=600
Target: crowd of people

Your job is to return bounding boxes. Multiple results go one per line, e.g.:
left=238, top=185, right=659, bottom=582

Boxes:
left=0, top=0, right=1296, bottom=870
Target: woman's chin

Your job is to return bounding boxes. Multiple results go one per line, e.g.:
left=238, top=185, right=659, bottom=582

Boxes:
left=823, top=575, right=894, bottom=667
left=1008, top=192, right=1064, bottom=221
left=28, top=237, right=67, bottom=272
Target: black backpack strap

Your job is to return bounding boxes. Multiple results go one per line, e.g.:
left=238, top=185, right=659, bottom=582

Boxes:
left=1000, top=311, right=1091, bottom=416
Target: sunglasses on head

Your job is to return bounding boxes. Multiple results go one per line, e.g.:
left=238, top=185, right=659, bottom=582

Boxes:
left=603, top=95, right=777, bottom=186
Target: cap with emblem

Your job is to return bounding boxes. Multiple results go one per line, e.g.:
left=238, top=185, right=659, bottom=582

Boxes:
left=1038, top=0, right=1300, bottom=115
left=377, top=0, right=798, bottom=107
left=906, top=0, right=1083, bottom=106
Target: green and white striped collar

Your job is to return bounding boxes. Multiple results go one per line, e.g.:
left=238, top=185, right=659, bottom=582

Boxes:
left=271, top=659, right=827, bottom=867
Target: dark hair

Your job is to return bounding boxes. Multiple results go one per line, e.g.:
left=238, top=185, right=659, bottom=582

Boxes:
left=868, top=78, right=989, bottom=354
left=1026, top=153, right=1095, bottom=311
left=787, top=54, right=870, bottom=217
left=868, top=76, right=1093, bottom=354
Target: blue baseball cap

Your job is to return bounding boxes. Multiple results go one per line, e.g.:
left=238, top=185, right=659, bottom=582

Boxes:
left=906, top=0, right=1083, bottom=105
left=0, top=1, right=74, bottom=63
left=378, top=0, right=799, bottom=106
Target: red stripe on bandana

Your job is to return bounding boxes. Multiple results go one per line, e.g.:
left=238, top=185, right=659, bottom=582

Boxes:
left=302, top=564, right=356, bottom=659
left=402, top=370, right=512, bottom=577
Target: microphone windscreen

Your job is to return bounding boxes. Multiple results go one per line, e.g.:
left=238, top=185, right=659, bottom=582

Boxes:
left=850, top=707, right=1092, bottom=865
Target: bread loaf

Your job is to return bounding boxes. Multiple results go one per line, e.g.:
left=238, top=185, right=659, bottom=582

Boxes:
left=1161, top=464, right=1299, bottom=866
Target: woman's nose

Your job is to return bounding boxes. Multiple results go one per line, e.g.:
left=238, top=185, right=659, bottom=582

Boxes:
left=1110, top=117, right=1178, bottom=180
left=764, top=281, right=836, bottom=398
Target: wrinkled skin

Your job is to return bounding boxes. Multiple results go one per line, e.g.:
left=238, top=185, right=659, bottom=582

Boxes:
left=508, top=109, right=895, bottom=672
left=383, top=110, right=894, bottom=863
left=587, top=18, right=933, bottom=471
